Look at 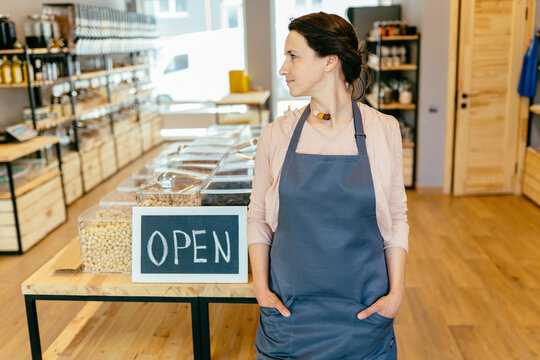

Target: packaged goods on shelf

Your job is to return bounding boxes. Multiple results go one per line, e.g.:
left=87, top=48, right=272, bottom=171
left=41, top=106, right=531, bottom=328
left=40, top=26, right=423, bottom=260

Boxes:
left=200, top=176, right=252, bottom=206
left=78, top=204, right=132, bottom=272
left=99, top=190, right=137, bottom=206
left=137, top=170, right=203, bottom=207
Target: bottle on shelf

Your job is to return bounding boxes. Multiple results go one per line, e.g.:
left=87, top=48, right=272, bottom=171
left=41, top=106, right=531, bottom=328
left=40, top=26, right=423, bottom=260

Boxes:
left=1, top=56, right=13, bottom=84
left=11, top=56, right=23, bottom=84
left=22, top=59, right=34, bottom=84
left=0, top=14, right=19, bottom=50
left=34, top=58, right=43, bottom=81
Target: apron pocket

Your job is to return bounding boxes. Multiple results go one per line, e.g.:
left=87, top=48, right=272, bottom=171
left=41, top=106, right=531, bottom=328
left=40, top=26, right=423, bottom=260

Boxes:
left=256, top=303, right=294, bottom=358
left=354, top=303, right=395, bottom=359
left=289, top=295, right=357, bottom=360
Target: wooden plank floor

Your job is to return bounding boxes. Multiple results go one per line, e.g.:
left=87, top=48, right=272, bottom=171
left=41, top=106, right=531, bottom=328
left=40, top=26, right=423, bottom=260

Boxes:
left=1, top=145, right=540, bottom=358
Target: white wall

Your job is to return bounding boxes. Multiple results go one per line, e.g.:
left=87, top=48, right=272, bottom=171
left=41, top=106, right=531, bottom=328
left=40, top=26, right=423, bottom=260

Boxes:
left=396, top=0, right=451, bottom=188
left=0, top=0, right=126, bottom=129
left=244, top=0, right=273, bottom=120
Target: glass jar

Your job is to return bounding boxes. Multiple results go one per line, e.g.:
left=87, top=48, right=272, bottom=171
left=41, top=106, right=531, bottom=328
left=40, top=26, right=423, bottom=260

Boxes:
left=25, top=14, right=52, bottom=48
left=398, top=80, right=413, bottom=104
left=0, top=14, right=18, bottom=50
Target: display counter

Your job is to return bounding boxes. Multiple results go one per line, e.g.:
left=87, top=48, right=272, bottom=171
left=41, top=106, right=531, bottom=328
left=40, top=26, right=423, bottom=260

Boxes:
left=22, top=238, right=256, bottom=360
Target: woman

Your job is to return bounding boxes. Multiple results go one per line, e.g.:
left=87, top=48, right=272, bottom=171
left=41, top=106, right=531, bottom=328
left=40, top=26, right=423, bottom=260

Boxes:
left=247, top=12, right=408, bottom=359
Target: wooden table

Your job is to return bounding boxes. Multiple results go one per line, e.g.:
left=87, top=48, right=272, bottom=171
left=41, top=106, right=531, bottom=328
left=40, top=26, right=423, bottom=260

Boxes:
left=0, top=136, right=66, bottom=254
left=215, top=91, right=271, bottom=124
left=22, top=238, right=256, bottom=360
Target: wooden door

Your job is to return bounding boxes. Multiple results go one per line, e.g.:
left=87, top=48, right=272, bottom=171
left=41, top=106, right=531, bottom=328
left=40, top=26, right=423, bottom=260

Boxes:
left=453, top=0, right=527, bottom=195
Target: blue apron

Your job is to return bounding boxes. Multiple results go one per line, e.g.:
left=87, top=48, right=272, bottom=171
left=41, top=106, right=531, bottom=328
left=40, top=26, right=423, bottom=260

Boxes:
left=255, top=100, right=397, bottom=359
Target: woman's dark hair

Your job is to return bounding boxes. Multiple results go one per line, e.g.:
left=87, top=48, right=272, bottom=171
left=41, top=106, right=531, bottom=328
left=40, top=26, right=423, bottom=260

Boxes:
left=289, top=12, right=370, bottom=100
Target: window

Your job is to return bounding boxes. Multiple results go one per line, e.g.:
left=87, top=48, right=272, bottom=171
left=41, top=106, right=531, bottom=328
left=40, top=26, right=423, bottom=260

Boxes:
left=221, top=0, right=243, bottom=29
left=274, top=0, right=380, bottom=114
left=164, top=54, right=189, bottom=74
left=154, top=0, right=246, bottom=102
left=175, top=0, right=187, bottom=12
left=155, top=0, right=188, bottom=17
left=159, top=0, right=169, bottom=12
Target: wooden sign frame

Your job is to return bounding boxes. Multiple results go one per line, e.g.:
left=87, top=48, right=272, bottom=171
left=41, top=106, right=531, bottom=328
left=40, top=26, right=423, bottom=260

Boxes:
left=132, top=206, right=247, bottom=283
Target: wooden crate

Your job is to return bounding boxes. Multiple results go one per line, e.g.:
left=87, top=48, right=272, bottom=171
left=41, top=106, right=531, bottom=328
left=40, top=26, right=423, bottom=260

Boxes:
left=62, top=151, right=83, bottom=205
left=115, top=132, right=132, bottom=168
left=151, top=116, right=163, bottom=147
left=0, top=175, right=66, bottom=251
left=523, top=147, right=540, bottom=206
left=80, top=146, right=103, bottom=192
left=140, top=122, right=153, bottom=152
left=99, top=138, right=117, bottom=180
left=62, top=152, right=81, bottom=183
left=64, top=177, right=83, bottom=205
left=403, top=142, right=414, bottom=187
left=130, top=127, right=142, bottom=160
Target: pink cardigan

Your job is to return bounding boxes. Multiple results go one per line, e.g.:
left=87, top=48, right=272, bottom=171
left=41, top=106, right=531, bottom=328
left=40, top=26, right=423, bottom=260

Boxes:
left=247, top=102, right=409, bottom=252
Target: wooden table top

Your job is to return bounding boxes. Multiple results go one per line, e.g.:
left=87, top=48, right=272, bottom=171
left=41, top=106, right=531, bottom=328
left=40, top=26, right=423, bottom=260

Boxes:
left=0, top=136, right=59, bottom=162
left=215, top=91, right=271, bottom=106
left=22, top=238, right=256, bottom=299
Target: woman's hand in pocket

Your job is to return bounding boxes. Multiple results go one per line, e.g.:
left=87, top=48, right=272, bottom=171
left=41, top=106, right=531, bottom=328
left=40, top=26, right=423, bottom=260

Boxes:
left=256, top=288, right=291, bottom=317
left=356, top=291, right=404, bottom=320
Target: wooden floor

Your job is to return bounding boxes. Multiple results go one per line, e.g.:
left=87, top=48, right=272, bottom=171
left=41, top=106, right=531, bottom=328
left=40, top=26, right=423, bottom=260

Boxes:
left=1, top=145, right=540, bottom=359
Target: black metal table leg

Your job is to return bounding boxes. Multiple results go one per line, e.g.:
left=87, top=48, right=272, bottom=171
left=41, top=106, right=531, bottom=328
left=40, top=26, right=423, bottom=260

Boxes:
left=54, top=142, right=67, bottom=213
left=25, top=295, right=42, bottom=360
left=4, top=162, right=23, bottom=254
left=199, top=299, right=211, bottom=360
left=191, top=298, right=203, bottom=360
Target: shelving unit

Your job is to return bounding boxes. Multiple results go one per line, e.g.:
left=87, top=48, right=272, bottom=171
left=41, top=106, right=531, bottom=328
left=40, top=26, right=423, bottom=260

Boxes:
left=0, top=136, right=66, bottom=254
left=0, top=6, right=162, bottom=252
left=365, top=34, right=421, bottom=188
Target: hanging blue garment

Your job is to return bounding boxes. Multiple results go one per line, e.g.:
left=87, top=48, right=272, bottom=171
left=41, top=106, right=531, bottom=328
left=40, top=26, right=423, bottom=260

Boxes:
left=518, top=30, right=538, bottom=99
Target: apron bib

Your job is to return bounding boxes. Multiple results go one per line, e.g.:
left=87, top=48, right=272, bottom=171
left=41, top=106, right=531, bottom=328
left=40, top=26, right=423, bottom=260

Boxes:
left=255, top=99, right=397, bottom=359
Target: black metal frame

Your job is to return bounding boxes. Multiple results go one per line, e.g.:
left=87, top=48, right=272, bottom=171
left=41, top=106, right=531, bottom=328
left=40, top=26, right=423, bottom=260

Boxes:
left=24, top=294, right=257, bottom=360
left=0, top=141, right=66, bottom=255
left=366, top=34, right=421, bottom=190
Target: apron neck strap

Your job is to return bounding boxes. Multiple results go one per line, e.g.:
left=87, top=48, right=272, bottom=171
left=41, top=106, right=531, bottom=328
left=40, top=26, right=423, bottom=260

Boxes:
left=285, top=98, right=367, bottom=156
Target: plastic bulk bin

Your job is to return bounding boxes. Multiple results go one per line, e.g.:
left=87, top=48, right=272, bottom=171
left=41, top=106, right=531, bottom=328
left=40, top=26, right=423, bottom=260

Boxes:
left=0, top=166, right=28, bottom=192
left=99, top=190, right=137, bottom=206
left=200, top=176, right=252, bottom=206
left=137, top=170, right=204, bottom=207
left=214, top=163, right=254, bottom=177
left=117, top=178, right=144, bottom=192
left=78, top=204, right=132, bottom=272
left=13, top=158, right=46, bottom=178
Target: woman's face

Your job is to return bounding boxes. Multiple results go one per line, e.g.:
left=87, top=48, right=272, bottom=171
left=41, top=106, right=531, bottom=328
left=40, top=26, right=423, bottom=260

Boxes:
left=279, top=31, right=327, bottom=97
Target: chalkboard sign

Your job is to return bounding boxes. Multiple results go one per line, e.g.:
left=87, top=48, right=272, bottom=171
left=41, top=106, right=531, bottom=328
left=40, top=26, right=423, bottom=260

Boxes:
left=132, top=206, right=247, bottom=283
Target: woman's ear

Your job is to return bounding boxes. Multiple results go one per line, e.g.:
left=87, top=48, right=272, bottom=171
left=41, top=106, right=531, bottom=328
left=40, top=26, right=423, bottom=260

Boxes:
left=325, top=55, right=339, bottom=72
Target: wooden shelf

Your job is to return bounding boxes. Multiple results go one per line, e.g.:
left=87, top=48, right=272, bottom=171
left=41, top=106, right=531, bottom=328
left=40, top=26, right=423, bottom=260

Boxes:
left=530, top=104, right=540, bottom=115
left=0, top=77, right=70, bottom=88
left=0, top=48, right=24, bottom=55
left=365, top=93, right=416, bottom=110
left=403, top=141, right=415, bottom=148
left=216, top=90, right=271, bottom=106
left=0, top=136, right=59, bottom=162
left=0, top=170, right=60, bottom=199
left=366, top=35, right=419, bottom=42
left=26, top=116, right=75, bottom=131
left=367, top=63, right=418, bottom=71
left=0, top=83, right=28, bottom=88
left=75, top=64, right=150, bottom=81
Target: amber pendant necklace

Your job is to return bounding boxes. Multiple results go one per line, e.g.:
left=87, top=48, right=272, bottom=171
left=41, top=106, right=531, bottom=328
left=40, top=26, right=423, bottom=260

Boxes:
left=313, top=110, right=331, bottom=120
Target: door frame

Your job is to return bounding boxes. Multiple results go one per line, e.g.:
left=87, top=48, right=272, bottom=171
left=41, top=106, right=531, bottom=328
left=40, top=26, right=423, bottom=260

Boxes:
left=443, top=0, right=535, bottom=195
